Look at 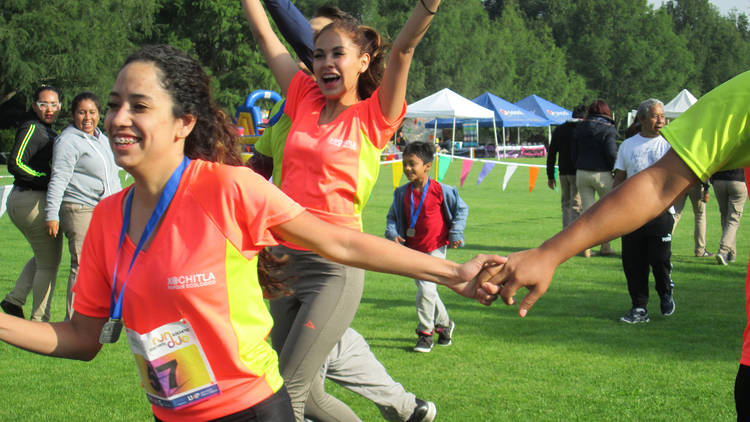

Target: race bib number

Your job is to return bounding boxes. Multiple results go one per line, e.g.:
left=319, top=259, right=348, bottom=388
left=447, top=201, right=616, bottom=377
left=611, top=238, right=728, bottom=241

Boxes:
left=127, top=319, right=220, bottom=409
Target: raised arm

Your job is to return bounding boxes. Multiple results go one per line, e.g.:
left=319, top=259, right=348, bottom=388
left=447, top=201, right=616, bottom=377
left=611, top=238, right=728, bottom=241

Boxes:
left=481, top=149, right=698, bottom=316
left=378, top=0, right=441, bottom=121
left=241, top=0, right=300, bottom=95
left=272, top=211, right=503, bottom=304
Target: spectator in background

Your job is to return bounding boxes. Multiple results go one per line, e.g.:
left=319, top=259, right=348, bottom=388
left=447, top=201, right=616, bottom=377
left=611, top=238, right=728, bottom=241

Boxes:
left=1, top=86, right=63, bottom=321
left=612, top=99, right=674, bottom=324
left=573, top=99, right=619, bottom=257
left=672, top=181, right=711, bottom=257
left=546, top=104, right=586, bottom=229
left=44, top=92, right=122, bottom=320
left=711, top=169, right=747, bottom=265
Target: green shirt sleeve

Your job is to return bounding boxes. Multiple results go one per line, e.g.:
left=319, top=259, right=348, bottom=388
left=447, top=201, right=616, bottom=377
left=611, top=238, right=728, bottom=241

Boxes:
left=660, top=69, right=750, bottom=181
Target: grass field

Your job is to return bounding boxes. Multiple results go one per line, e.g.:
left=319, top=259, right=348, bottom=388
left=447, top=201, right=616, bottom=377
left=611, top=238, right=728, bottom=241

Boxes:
left=0, top=158, right=747, bottom=421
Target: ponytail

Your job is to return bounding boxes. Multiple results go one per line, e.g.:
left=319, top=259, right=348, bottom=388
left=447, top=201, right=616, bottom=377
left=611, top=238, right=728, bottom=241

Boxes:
left=356, top=26, right=387, bottom=100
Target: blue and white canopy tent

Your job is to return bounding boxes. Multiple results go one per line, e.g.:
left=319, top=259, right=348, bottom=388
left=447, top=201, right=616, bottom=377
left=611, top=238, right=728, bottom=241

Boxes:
left=473, top=92, right=550, bottom=152
left=515, top=94, right=572, bottom=142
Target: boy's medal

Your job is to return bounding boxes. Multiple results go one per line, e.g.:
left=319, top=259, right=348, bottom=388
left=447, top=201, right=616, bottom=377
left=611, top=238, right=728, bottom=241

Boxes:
left=99, top=318, right=123, bottom=343
left=406, top=179, right=430, bottom=239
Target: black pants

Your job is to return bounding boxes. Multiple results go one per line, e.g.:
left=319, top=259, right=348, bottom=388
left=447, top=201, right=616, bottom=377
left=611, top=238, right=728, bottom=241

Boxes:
left=621, top=212, right=674, bottom=309
left=154, top=385, right=294, bottom=422
left=737, top=364, right=750, bottom=421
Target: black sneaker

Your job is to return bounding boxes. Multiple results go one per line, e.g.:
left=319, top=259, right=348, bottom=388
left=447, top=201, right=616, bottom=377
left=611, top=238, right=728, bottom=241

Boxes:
left=716, top=253, right=729, bottom=266
left=414, top=331, right=433, bottom=353
left=407, top=398, right=437, bottom=422
left=436, top=320, right=455, bottom=346
left=660, top=293, right=675, bottom=316
left=0, top=300, right=24, bottom=319
left=620, top=307, right=650, bottom=324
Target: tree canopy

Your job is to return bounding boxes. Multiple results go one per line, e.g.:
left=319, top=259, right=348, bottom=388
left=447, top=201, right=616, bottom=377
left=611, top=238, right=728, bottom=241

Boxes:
left=2, top=0, right=749, bottom=143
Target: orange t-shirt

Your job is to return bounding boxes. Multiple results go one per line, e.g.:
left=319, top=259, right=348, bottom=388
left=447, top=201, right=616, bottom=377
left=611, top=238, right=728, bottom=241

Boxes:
left=74, top=160, right=304, bottom=421
left=280, top=71, right=406, bottom=247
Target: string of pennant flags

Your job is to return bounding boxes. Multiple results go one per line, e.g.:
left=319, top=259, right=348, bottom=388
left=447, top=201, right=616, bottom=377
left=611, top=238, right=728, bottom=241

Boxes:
left=2, top=153, right=553, bottom=218
left=381, top=152, right=552, bottom=193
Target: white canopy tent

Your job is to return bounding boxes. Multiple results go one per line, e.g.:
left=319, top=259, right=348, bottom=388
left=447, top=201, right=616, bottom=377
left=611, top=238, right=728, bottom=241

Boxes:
left=405, top=88, right=497, bottom=155
left=663, top=89, right=698, bottom=119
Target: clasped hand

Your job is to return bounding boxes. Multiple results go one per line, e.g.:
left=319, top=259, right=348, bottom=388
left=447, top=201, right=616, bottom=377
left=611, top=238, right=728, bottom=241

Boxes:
left=448, top=247, right=559, bottom=316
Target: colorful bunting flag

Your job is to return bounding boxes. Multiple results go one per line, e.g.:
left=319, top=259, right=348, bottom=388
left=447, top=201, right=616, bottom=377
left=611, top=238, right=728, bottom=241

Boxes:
left=502, top=165, right=517, bottom=191
left=0, top=185, right=12, bottom=218
left=392, top=161, right=403, bottom=189
left=553, top=167, right=559, bottom=191
left=476, top=162, right=496, bottom=185
left=460, top=159, right=474, bottom=187
left=529, top=167, right=539, bottom=192
left=437, top=155, right=452, bottom=182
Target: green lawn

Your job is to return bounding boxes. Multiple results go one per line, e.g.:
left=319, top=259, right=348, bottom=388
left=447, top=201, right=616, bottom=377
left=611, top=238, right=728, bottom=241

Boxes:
left=0, top=158, right=746, bottom=421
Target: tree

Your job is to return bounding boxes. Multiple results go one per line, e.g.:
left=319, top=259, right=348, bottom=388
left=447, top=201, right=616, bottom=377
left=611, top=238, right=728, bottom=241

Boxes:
left=0, top=0, right=157, bottom=110
left=665, top=0, right=750, bottom=95
left=145, top=0, right=275, bottom=114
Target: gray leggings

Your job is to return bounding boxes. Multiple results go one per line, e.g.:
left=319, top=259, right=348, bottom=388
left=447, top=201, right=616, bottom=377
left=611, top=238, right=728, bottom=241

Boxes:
left=269, top=245, right=364, bottom=422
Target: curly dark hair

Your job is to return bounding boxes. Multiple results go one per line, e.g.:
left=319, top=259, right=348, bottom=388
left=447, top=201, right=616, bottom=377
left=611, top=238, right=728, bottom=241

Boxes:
left=123, top=45, right=243, bottom=166
left=123, top=44, right=290, bottom=297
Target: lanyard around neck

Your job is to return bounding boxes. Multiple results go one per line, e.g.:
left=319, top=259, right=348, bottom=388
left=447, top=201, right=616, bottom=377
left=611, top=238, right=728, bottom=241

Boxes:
left=108, top=157, right=191, bottom=320
left=408, top=178, right=430, bottom=230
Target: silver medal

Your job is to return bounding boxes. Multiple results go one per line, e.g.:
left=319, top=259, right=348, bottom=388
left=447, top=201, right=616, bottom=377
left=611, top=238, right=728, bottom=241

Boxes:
left=99, top=318, right=123, bottom=344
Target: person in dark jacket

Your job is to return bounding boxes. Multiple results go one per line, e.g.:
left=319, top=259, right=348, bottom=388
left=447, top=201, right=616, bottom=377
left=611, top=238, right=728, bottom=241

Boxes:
left=1, top=86, right=63, bottom=322
left=574, top=99, right=619, bottom=257
left=547, top=104, right=586, bottom=229
left=711, top=168, right=747, bottom=265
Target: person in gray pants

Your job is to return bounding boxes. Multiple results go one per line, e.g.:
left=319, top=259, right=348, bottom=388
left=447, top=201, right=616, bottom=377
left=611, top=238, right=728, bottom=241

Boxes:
left=308, top=328, right=435, bottom=422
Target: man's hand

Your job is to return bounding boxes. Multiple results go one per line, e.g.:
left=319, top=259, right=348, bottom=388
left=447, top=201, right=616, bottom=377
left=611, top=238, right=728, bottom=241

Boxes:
left=393, top=235, right=406, bottom=245
left=448, top=254, right=506, bottom=306
left=547, top=179, right=556, bottom=190
left=477, top=247, right=558, bottom=317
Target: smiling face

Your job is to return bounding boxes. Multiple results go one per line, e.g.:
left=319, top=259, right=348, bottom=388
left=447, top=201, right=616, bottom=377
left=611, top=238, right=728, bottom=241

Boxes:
left=312, top=28, right=369, bottom=104
left=402, top=153, right=432, bottom=185
left=639, top=104, right=665, bottom=138
left=33, top=89, right=61, bottom=125
left=73, top=99, right=100, bottom=135
left=104, top=61, right=195, bottom=174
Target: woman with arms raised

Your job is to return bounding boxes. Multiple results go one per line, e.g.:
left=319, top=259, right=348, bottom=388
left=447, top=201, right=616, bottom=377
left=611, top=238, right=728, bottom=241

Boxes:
left=240, top=0, right=444, bottom=420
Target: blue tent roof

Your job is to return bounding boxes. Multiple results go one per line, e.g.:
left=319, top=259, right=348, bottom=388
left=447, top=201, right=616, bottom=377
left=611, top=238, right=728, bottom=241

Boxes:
left=425, top=92, right=550, bottom=128
left=515, top=94, right=571, bottom=125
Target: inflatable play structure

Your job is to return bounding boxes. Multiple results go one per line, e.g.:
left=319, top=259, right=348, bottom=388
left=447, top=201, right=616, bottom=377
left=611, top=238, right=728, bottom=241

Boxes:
left=235, top=90, right=282, bottom=162
left=236, top=89, right=282, bottom=137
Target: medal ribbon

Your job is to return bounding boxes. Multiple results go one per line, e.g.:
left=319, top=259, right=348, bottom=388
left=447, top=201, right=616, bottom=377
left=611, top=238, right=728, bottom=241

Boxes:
left=408, top=178, right=430, bottom=233
left=108, top=157, right=191, bottom=321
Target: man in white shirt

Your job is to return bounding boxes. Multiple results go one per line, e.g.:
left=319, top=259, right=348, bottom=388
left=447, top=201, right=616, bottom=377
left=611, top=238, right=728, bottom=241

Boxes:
left=612, top=99, right=675, bottom=324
